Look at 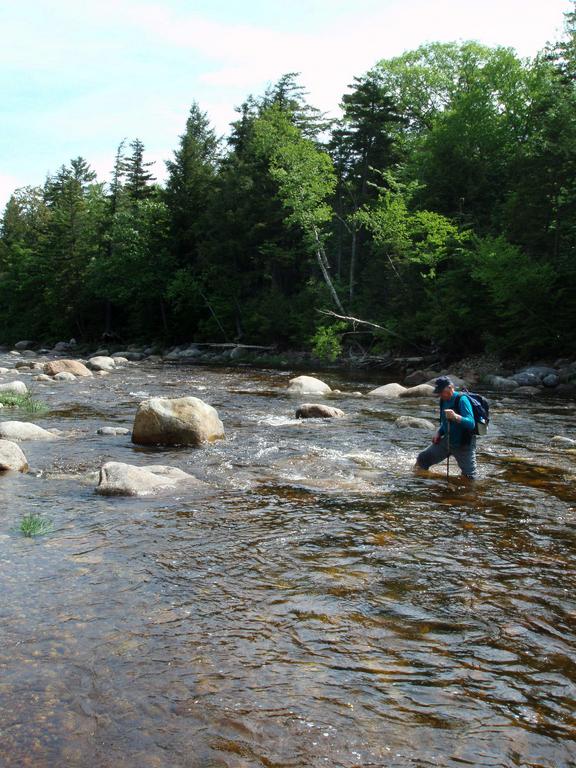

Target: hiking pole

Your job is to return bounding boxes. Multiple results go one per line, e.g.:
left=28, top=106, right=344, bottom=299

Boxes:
left=446, top=419, right=451, bottom=481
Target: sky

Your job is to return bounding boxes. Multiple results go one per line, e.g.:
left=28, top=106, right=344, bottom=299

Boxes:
left=0, top=0, right=570, bottom=211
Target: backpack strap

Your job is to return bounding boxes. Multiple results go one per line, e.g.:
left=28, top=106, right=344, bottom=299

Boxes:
left=453, top=393, right=462, bottom=414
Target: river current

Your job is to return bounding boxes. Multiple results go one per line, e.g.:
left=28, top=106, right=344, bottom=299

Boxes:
left=0, top=356, right=575, bottom=767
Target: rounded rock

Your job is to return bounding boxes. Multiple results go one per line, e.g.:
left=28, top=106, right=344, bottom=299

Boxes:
left=132, top=396, right=225, bottom=447
left=0, top=439, right=28, bottom=472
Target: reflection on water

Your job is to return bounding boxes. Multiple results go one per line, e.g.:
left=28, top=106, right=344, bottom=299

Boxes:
left=0, top=357, right=575, bottom=767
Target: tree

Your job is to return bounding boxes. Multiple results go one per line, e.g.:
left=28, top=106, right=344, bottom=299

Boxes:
left=122, top=139, right=156, bottom=200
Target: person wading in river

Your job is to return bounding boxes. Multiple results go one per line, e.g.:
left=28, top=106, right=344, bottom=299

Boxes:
left=415, top=376, right=477, bottom=480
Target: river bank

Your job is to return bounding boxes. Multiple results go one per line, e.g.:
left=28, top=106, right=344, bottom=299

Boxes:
left=4, top=338, right=576, bottom=398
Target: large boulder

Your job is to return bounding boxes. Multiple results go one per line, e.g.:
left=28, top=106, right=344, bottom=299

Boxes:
left=14, top=340, right=36, bottom=351
left=486, top=375, right=519, bottom=391
left=287, top=376, right=332, bottom=396
left=0, top=439, right=28, bottom=471
left=517, top=366, right=558, bottom=381
left=0, top=381, right=28, bottom=396
left=295, top=403, right=345, bottom=419
left=44, top=359, right=93, bottom=378
left=399, top=383, right=435, bottom=398
left=404, top=369, right=429, bottom=386
left=542, top=373, right=560, bottom=388
left=95, top=461, right=204, bottom=496
left=367, top=383, right=407, bottom=398
left=132, top=396, right=225, bottom=446
left=511, top=371, right=540, bottom=387
left=395, top=416, right=436, bottom=430
left=0, top=421, right=59, bottom=441
left=87, top=355, right=116, bottom=372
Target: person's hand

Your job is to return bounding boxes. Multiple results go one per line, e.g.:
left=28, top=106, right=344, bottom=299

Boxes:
left=444, top=409, right=459, bottom=422
left=432, top=434, right=441, bottom=445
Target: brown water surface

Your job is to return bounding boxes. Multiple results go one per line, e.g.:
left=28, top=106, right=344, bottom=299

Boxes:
left=0, top=358, right=575, bottom=767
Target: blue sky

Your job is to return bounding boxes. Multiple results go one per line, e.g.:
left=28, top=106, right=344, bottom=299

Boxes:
left=0, top=0, right=570, bottom=210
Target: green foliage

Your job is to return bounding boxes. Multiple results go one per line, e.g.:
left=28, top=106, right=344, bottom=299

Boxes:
left=310, top=322, right=347, bottom=361
left=20, top=514, right=53, bottom=538
left=0, top=393, right=47, bottom=413
left=2, top=35, right=576, bottom=359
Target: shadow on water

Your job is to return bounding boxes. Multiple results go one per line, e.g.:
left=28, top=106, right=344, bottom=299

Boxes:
left=0, top=356, right=575, bottom=767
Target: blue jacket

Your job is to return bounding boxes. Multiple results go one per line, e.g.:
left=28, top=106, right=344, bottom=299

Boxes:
left=438, top=392, right=475, bottom=447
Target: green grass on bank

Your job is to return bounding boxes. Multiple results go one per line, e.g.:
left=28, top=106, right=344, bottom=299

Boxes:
left=0, top=392, right=47, bottom=413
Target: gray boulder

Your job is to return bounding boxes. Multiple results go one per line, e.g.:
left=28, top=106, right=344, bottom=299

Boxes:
left=518, top=366, right=558, bottom=381
left=542, top=373, right=560, bottom=388
left=400, top=383, right=435, bottom=399
left=96, top=426, right=130, bottom=436
left=367, top=383, right=407, bottom=398
left=486, top=375, right=519, bottom=391
left=0, top=439, right=28, bottom=472
left=511, top=372, right=540, bottom=387
left=0, top=381, right=28, bottom=396
left=132, top=396, right=225, bottom=447
left=54, top=371, right=77, bottom=381
left=404, top=369, right=429, bottom=386
left=14, top=340, right=36, bottom=351
left=87, top=355, right=116, bottom=372
left=395, top=416, right=436, bottom=430
left=287, top=376, right=332, bottom=396
left=0, top=421, right=59, bottom=441
left=95, top=461, right=204, bottom=497
left=295, top=403, right=345, bottom=419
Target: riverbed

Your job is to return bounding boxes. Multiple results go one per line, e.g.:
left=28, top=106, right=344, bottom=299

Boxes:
left=1, top=356, right=575, bottom=767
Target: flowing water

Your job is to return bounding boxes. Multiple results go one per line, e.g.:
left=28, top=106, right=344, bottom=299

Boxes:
left=1, top=356, right=575, bottom=767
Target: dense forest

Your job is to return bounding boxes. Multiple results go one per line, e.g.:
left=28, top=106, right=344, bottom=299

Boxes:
left=2, top=9, right=576, bottom=360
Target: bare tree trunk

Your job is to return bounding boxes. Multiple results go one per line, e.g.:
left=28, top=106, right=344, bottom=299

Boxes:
left=312, top=225, right=345, bottom=313
left=349, top=227, right=357, bottom=303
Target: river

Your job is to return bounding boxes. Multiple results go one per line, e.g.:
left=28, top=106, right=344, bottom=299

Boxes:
left=1, top=356, right=575, bottom=767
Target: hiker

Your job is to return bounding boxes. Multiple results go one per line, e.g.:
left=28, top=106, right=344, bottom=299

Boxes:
left=415, top=376, right=477, bottom=480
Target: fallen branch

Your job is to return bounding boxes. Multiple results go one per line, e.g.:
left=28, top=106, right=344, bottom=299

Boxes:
left=317, top=309, right=404, bottom=339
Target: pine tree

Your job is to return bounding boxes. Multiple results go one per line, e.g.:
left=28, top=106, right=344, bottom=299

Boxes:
left=122, top=139, right=156, bottom=200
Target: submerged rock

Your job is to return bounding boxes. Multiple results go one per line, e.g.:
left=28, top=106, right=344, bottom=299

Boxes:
left=0, top=381, right=28, bottom=396
left=44, top=359, right=93, bottom=378
left=0, top=439, right=28, bottom=472
left=54, top=371, right=77, bottom=382
left=0, top=421, right=59, bottom=441
left=287, top=375, right=332, bottom=396
left=132, top=396, right=225, bottom=446
left=551, top=435, right=576, bottom=446
left=395, top=416, right=435, bottom=430
left=97, top=426, right=130, bottom=436
left=95, top=461, right=204, bottom=496
left=367, top=383, right=407, bottom=398
left=295, top=403, right=345, bottom=419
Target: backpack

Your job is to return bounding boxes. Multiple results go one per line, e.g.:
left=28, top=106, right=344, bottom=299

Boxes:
left=454, top=389, right=490, bottom=436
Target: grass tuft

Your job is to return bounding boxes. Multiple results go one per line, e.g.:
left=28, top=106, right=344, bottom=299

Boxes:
left=0, top=392, right=47, bottom=413
left=20, top=514, right=53, bottom=538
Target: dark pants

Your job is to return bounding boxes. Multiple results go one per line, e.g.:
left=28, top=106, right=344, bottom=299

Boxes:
left=417, top=436, right=477, bottom=479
